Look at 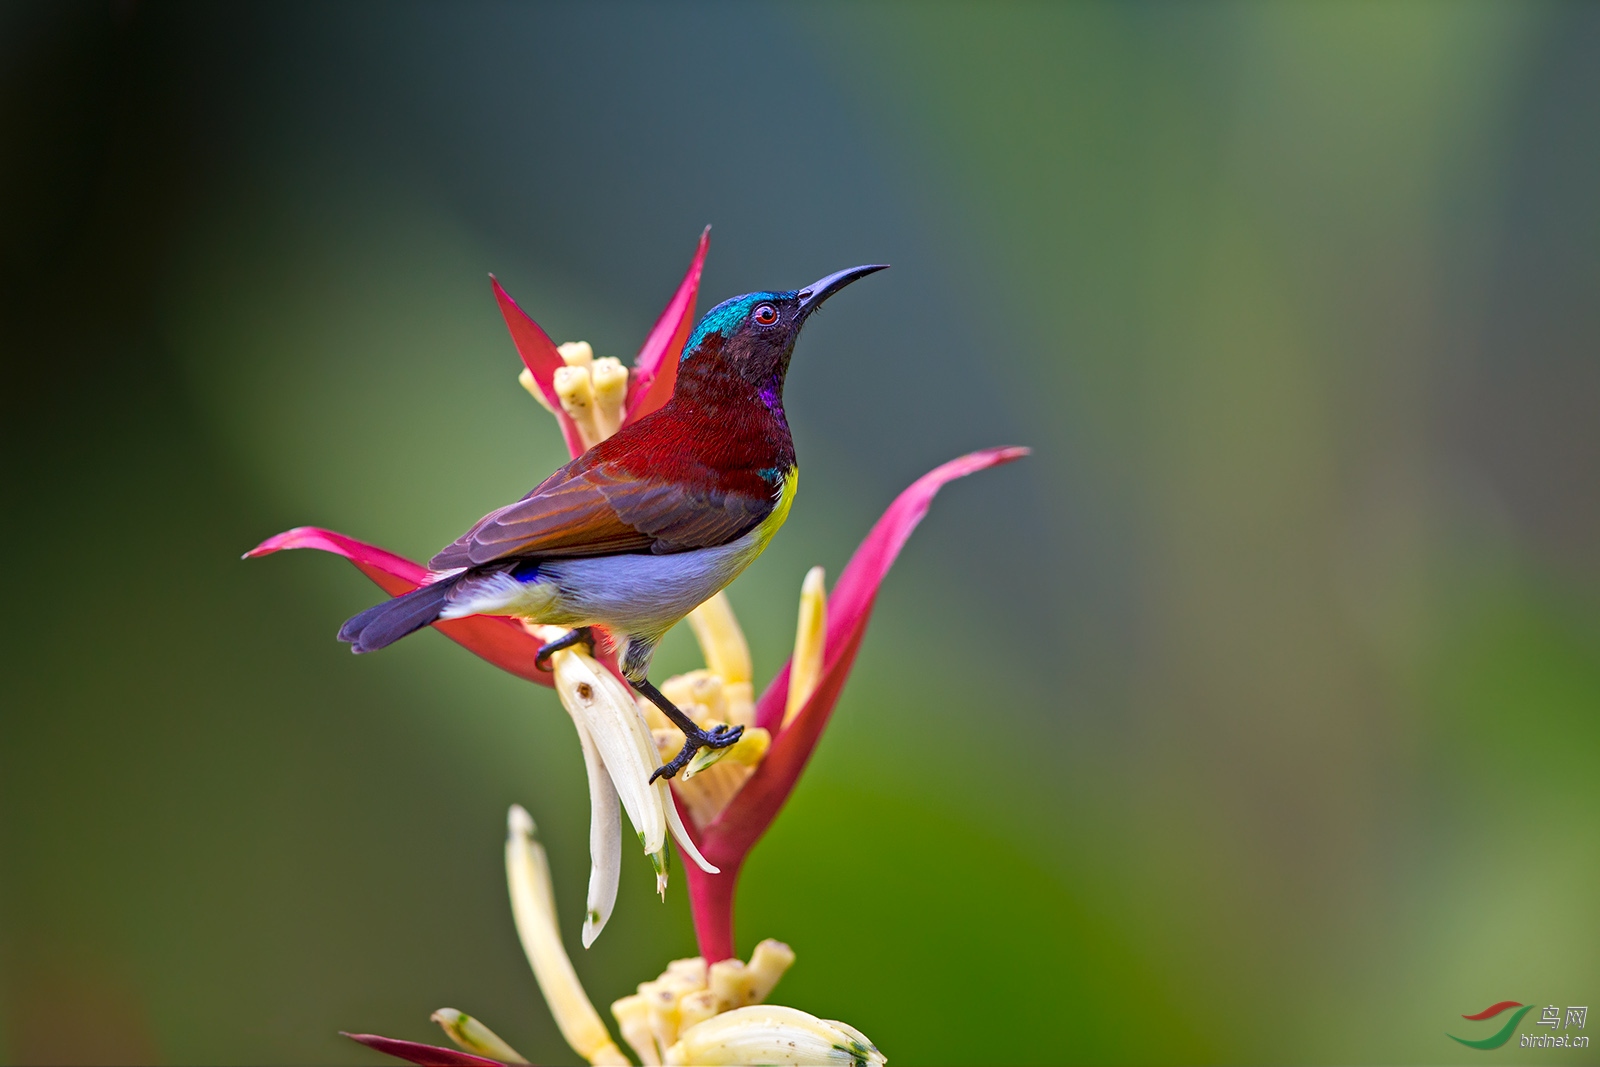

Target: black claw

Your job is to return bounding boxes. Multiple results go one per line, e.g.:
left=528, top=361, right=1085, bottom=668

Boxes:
left=629, top=676, right=748, bottom=781
left=535, top=626, right=593, bottom=672
left=707, top=723, right=744, bottom=748
left=650, top=740, right=696, bottom=783
left=648, top=722, right=745, bottom=782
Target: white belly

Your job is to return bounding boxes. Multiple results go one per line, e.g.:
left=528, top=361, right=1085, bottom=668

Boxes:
left=540, top=527, right=769, bottom=635
left=439, top=525, right=769, bottom=642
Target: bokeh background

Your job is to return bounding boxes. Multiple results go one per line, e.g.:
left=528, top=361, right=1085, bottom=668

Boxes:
left=3, top=2, right=1598, bottom=1063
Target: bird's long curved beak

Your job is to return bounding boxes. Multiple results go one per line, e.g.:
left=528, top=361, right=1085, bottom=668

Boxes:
left=797, top=263, right=888, bottom=319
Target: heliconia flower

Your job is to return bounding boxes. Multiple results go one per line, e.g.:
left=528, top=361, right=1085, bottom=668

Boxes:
left=248, top=232, right=1027, bottom=961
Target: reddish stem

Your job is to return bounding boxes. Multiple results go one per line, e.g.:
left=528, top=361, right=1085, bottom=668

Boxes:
left=684, top=848, right=741, bottom=963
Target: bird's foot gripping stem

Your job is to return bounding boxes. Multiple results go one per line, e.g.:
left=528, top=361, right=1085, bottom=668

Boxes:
left=652, top=723, right=742, bottom=783
left=535, top=626, right=593, bottom=672
left=631, top=677, right=744, bottom=782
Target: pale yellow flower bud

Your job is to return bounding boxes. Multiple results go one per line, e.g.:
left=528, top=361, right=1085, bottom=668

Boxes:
left=703, top=944, right=791, bottom=1011
left=591, top=356, right=628, bottom=439
left=745, top=939, right=796, bottom=1004
left=524, top=343, right=624, bottom=449
left=641, top=702, right=675, bottom=734
left=555, top=364, right=602, bottom=449
left=558, top=340, right=594, bottom=367
left=664, top=1005, right=885, bottom=1066
left=656, top=671, right=715, bottom=728
left=784, top=566, right=827, bottom=729
left=677, top=670, right=729, bottom=721
left=707, top=957, right=750, bottom=1011
left=430, top=1009, right=529, bottom=1065
left=646, top=668, right=750, bottom=738
left=648, top=607, right=767, bottom=825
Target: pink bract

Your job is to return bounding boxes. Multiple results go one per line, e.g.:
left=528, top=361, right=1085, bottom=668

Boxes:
left=490, top=274, right=584, bottom=458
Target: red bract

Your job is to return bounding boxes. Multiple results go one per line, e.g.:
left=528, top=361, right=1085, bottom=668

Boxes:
left=677, top=446, right=1029, bottom=962
left=245, top=232, right=710, bottom=683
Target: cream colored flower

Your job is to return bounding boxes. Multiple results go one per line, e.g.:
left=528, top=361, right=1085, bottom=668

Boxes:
left=528, top=623, right=716, bottom=943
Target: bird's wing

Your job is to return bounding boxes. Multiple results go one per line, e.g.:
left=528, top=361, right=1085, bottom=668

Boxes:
left=428, top=460, right=775, bottom=570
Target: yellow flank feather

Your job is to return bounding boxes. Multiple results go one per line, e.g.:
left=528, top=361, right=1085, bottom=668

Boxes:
left=754, top=467, right=798, bottom=549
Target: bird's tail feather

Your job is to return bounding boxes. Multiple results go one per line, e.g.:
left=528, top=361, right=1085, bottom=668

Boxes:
left=338, top=579, right=456, bottom=653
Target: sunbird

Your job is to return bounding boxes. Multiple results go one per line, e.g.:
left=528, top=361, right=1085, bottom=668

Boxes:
left=339, top=264, right=887, bottom=779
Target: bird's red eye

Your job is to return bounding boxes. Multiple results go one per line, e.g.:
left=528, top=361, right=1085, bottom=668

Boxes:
left=753, top=303, right=779, bottom=326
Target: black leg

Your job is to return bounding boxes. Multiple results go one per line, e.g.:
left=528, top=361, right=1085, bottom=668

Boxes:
left=535, top=626, right=593, bottom=671
left=631, top=677, right=744, bottom=782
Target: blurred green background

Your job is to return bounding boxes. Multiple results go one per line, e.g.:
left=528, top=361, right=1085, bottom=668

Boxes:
left=3, top=2, right=1598, bottom=1063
